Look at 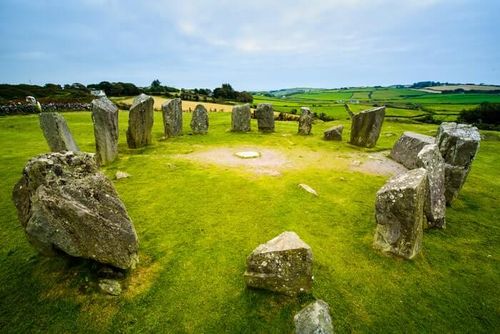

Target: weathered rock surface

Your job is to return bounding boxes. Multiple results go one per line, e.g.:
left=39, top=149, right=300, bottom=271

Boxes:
left=349, top=106, right=385, bottom=147
left=190, top=104, right=209, bottom=134
left=244, top=231, right=313, bottom=296
left=255, top=103, right=275, bottom=132
left=417, top=144, right=446, bottom=228
left=231, top=104, right=251, bottom=132
left=91, top=97, right=119, bottom=165
left=39, top=112, right=79, bottom=152
left=98, top=278, right=122, bottom=296
left=298, top=107, right=314, bottom=135
left=294, top=300, right=334, bottom=334
left=436, top=122, right=480, bottom=204
left=162, top=98, right=183, bottom=137
left=12, top=151, right=139, bottom=270
left=373, top=168, right=428, bottom=259
left=298, top=184, right=318, bottom=196
left=390, top=132, right=435, bottom=169
left=126, top=93, right=154, bottom=148
left=115, top=171, right=131, bottom=180
left=323, top=125, right=343, bottom=141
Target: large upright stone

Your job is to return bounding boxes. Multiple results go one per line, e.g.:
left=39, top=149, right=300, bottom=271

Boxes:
left=91, top=97, right=119, bottom=165
left=162, top=98, right=183, bottom=137
left=39, top=112, right=79, bottom=152
left=244, top=231, right=313, bottom=296
left=436, top=122, right=480, bottom=205
left=190, top=104, right=209, bottom=134
left=298, top=107, right=313, bottom=135
left=349, top=106, right=385, bottom=148
left=390, top=132, right=435, bottom=169
left=255, top=103, right=275, bottom=132
left=417, top=144, right=446, bottom=228
left=231, top=104, right=251, bottom=132
left=12, top=151, right=139, bottom=270
left=126, top=93, right=154, bottom=148
left=294, top=300, right=334, bottom=334
left=373, top=168, right=428, bottom=259
left=323, top=125, right=343, bottom=141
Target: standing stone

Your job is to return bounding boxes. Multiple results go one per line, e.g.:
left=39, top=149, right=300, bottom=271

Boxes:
left=39, top=112, right=79, bottom=152
left=190, top=104, right=209, bottom=134
left=255, top=103, right=275, bottom=132
left=91, top=97, right=119, bottom=165
left=162, top=98, right=183, bottom=137
left=390, top=132, right=435, bottom=169
left=323, top=125, right=343, bottom=141
left=298, top=107, right=314, bottom=135
left=436, top=122, right=480, bottom=205
left=12, top=151, right=139, bottom=270
left=417, top=144, right=446, bottom=228
left=294, top=300, right=334, bottom=334
left=373, top=168, right=428, bottom=259
left=244, top=231, right=313, bottom=296
left=349, top=106, right=385, bottom=148
left=126, top=93, right=154, bottom=148
left=231, top=104, right=251, bottom=132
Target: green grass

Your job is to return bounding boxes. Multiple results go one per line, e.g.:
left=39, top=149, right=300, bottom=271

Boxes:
left=0, top=112, right=499, bottom=333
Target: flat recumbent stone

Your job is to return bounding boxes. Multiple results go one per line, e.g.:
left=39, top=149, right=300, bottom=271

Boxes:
left=235, top=151, right=261, bottom=159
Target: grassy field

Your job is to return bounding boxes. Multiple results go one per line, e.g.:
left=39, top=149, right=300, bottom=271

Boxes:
left=0, top=111, right=498, bottom=333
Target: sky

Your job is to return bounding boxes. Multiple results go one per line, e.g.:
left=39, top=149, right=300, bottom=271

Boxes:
left=0, top=0, right=499, bottom=91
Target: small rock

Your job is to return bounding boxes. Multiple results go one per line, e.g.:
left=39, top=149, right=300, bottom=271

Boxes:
left=294, top=300, right=334, bottom=334
left=323, top=125, right=343, bottom=141
left=115, top=171, right=131, bottom=180
left=98, top=278, right=122, bottom=296
left=298, top=184, right=318, bottom=196
left=235, top=151, right=260, bottom=159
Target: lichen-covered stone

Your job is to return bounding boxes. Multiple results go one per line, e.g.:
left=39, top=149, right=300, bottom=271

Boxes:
left=91, top=97, right=119, bottom=165
left=374, top=168, right=428, bottom=259
left=126, top=94, right=154, bottom=148
left=162, top=98, right=183, bottom=137
left=417, top=144, right=446, bottom=228
left=298, top=107, right=313, bottom=135
left=323, top=125, right=343, bottom=141
left=231, top=104, right=251, bottom=132
left=98, top=278, right=122, bottom=296
left=436, top=122, right=480, bottom=204
left=39, top=112, right=79, bottom=152
left=244, top=231, right=313, bottom=296
left=390, top=132, right=435, bottom=169
left=255, top=103, right=275, bottom=132
left=12, top=151, right=139, bottom=270
left=190, top=104, right=209, bottom=134
left=294, top=300, right=334, bottom=334
left=349, top=106, right=385, bottom=148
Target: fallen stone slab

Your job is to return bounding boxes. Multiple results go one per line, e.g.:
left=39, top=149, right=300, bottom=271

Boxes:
left=373, top=168, right=427, bottom=259
left=91, top=97, right=119, bottom=165
left=126, top=93, right=154, bottom=148
left=244, top=231, right=313, bottom=296
left=323, top=125, right=343, bottom=141
left=162, top=98, right=183, bottom=137
left=231, top=104, right=251, bottom=132
left=12, top=151, right=139, bottom=270
left=191, top=104, right=209, bottom=134
left=417, top=144, right=446, bottom=228
left=390, top=131, right=435, bottom=169
left=349, top=106, right=385, bottom=148
left=255, top=103, right=275, bottom=132
left=39, top=112, right=79, bottom=152
left=294, top=300, right=334, bottom=334
left=298, top=107, right=313, bottom=135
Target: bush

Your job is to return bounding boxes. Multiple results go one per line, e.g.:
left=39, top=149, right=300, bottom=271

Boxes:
left=458, top=102, right=500, bottom=128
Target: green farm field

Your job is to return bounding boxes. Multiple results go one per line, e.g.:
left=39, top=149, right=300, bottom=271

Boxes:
left=0, top=111, right=499, bottom=333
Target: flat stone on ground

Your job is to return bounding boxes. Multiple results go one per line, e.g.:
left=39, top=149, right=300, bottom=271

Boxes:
left=235, top=151, right=261, bottom=159
left=294, top=300, right=334, bottom=334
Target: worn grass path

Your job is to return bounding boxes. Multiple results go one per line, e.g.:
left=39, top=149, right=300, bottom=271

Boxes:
left=0, top=112, right=498, bottom=333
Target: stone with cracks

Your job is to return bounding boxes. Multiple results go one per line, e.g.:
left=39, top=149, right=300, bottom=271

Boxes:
left=231, top=104, right=251, bottom=132
left=298, top=107, right=314, bottom=135
left=39, top=112, right=79, bottom=152
left=12, top=151, right=139, bottom=270
left=162, top=98, right=183, bottom=137
left=255, top=103, right=275, bottom=132
left=126, top=94, right=154, bottom=148
left=244, top=231, right=313, bottom=296
left=436, top=122, right=480, bottom=204
left=294, top=300, right=334, bottom=334
left=349, top=106, right=385, bottom=148
left=417, top=144, right=446, bottom=228
left=91, top=97, right=119, bottom=165
left=390, top=131, right=435, bottom=169
left=190, top=104, right=209, bottom=134
left=323, top=125, right=343, bottom=141
left=373, top=168, right=428, bottom=259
